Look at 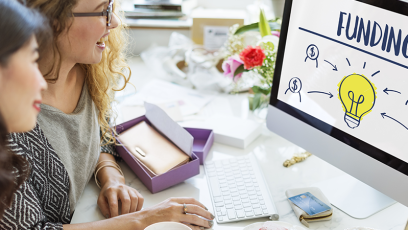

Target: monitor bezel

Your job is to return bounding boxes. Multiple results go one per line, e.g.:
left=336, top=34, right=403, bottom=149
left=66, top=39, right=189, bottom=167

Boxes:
left=269, top=0, right=408, bottom=176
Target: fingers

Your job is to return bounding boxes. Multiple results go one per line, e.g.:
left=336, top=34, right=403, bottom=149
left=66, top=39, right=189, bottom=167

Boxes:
left=185, top=204, right=214, bottom=221
left=180, top=214, right=212, bottom=229
left=171, top=197, right=207, bottom=210
left=119, top=190, right=131, bottom=215
left=97, top=195, right=111, bottom=218
left=129, top=191, right=138, bottom=213
left=134, top=190, right=144, bottom=211
left=107, top=192, right=119, bottom=217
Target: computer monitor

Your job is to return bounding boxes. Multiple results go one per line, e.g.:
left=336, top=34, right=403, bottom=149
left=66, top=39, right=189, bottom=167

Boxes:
left=266, top=0, right=408, bottom=219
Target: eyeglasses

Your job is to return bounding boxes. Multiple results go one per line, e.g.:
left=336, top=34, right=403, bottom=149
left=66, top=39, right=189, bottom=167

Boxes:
left=72, top=0, right=114, bottom=26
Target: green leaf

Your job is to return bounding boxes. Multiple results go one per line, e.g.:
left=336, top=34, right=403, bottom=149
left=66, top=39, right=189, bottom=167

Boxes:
left=251, top=93, right=263, bottom=111
left=252, top=86, right=271, bottom=95
left=234, top=21, right=281, bottom=35
left=233, top=64, right=248, bottom=77
left=259, top=9, right=271, bottom=37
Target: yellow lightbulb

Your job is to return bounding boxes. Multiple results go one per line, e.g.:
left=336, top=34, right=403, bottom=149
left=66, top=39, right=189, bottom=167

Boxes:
left=338, top=74, right=377, bottom=129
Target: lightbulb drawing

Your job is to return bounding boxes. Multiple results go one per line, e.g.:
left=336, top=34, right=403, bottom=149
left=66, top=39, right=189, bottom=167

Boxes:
left=338, top=74, right=377, bottom=129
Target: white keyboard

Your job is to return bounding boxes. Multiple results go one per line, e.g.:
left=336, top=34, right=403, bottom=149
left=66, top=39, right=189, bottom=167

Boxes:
left=205, top=154, right=279, bottom=223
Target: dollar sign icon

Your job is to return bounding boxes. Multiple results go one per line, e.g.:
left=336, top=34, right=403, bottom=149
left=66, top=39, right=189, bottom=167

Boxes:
left=310, top=47, right=315, bottom=57
left=292, top=80, right=298, bottom=92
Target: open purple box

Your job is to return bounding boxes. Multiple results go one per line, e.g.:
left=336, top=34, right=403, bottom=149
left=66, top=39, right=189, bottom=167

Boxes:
left=115, top=116, right=213, bottom=193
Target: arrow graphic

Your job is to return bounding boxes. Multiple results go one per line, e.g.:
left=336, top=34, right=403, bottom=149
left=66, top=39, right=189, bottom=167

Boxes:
left=383, top=88, right=401, bottom=95
left=308, top=91, right=333, bottom=98
left=324, top=60, right=338, bottom=71
left=381, top=113, right=408, bottom=130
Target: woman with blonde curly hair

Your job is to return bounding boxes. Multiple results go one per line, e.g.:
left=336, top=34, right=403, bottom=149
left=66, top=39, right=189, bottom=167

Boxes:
left=0, top=0, right=214, bottom=229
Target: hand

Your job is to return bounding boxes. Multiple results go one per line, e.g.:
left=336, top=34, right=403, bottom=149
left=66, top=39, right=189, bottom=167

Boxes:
left=133, top=197, right=215, bottom=230
left=97, top=181, right=144, bottom=218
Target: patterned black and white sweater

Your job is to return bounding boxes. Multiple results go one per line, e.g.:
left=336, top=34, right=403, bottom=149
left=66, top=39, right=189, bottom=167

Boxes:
left=0, top=124, right=118, bottom=229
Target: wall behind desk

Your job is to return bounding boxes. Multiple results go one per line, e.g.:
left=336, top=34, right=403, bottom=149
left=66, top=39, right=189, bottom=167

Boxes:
left=127, top=28, right=190, bottom=55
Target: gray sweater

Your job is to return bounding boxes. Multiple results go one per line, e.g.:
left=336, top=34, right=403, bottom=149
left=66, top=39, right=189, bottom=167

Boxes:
left=37, top=83, right=107, bottom=214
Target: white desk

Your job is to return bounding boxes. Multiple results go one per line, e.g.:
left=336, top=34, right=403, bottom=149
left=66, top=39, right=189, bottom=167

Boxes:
left=71, top=58, right=408, bottom=229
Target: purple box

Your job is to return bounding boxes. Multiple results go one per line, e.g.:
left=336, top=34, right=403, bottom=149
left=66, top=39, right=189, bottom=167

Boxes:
left=115, top=116, right=213, bottom=193
left=184, top=127, right=214, bottom=165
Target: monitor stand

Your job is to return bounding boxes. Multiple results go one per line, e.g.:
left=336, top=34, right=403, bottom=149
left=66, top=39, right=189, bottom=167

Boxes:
left=312, top=174, right=396, bottom=219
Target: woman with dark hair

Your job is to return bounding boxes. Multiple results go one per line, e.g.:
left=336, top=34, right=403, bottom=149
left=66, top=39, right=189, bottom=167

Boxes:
left=0, top=0, right=48, bottom=218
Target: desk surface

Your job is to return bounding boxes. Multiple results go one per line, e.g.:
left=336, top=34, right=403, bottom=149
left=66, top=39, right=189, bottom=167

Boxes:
left=71, top=58, right=408, bottom=229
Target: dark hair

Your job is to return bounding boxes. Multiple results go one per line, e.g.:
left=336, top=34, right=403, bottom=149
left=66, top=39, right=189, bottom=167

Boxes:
left=0, top=0, right=50, bottom=218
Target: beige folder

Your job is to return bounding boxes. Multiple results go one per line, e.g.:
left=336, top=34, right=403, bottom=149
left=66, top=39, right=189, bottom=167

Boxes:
left=118, top=121, right=190, bottom=176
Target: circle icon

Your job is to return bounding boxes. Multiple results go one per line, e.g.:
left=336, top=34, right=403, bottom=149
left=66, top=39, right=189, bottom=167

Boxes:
left=289, top=77, right=302, bottom=94
left=306, top=44, right=319, bottom=60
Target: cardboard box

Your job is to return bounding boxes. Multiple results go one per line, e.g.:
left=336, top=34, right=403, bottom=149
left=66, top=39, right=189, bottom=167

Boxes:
left=190, top=8, right=246, bottom=45
left=114, top=103, right=214, bottom=193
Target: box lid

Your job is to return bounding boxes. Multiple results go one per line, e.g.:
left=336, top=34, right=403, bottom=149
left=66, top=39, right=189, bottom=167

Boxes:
left=145, top=102, right=194, bottom=156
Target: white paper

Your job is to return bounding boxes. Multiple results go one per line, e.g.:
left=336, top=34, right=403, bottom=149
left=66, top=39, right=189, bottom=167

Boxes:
left=204, top=26, right=229, bottom=50
left=145, top=102, right=193, bottom=156
left=121, top=79, right=214, bottom=116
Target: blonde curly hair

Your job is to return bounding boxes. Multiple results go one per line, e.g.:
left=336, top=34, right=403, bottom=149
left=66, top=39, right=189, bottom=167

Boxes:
left=23, top=0, right=131, bottom=146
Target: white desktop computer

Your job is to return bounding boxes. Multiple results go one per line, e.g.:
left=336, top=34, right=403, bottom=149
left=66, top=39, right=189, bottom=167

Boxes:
left=267, top=0, right=408, bottom=218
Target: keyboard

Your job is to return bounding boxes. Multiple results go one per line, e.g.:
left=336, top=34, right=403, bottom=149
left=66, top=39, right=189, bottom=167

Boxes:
left=205, top=154, right=279, bottom=223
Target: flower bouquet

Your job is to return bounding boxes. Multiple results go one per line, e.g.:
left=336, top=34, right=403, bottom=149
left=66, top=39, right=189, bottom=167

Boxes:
left=222, top=10, right=281, bottom=111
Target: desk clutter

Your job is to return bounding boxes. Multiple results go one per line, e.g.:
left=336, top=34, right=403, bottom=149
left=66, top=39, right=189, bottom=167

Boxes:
left=115, top=102, right=214, bottom=193
left=285, top=187, right=333, bottom=228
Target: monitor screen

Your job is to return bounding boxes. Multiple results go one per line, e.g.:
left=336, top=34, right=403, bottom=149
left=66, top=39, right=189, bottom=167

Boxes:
left=271, top=0, right=408, bottom=175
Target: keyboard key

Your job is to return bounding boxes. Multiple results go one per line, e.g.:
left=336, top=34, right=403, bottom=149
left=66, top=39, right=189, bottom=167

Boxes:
left=244, top=208, right=252, bottom=212
left=218, top=216, right=223, bottom=222
left=242, top=198, right=250, bottom=203
left=215, top=203, right=224, bottom=207
left=239, top=190, right=247, bottom=195
left=231, top=192, right=240, bottom=197
left=216, top=207, right=221, bottom=212
left=241, top=194, right=249, bottom=199
left=254, top=208, right=262, bottom=216
left=224, top=196, right=232, bottom=200
left=214, top=197, right=223, bottom=203
left=261, top=205, right=267, bottom=209
left=225, top=200, right=232, bottom=204
left=230, top=188, right=238, bottom=193
left=252, top=204, right=260, bottom=208
left=263, top=208, right=269, bottom=214
left=217, top=212, right=222, bottom=216
left=237, top=210, right=245, bottom=218
left=237, top=182, right=244, bottom=186
left=226, top=204, right=234, bottom=209
left=208, top=177, right=222, bottom=197
left=227, top=210, right=236, bottom=220
left=249, top=196, right=258, bottom=200
left=235, top=205, right=243, bottom=210
left=247, top=187, right=254, bottom=191
left=256, top=191, right=262, bottom=196
left=233, top=201, right=241, bottom=205
left=245, top=211, right=254, bottom=217
left=223, top=191, right=230, bottom=196
left=238, top=186, right=246, bottom=190
left=221, top=208, right=227, bottom=216
left=232, top=197, right=240, bottom=201
left=243, top=203, right=252, bottom=208
left=221, top=187, right=229, bottom=192
left=251, top=199, right=259, bottom=204
left=248, top=191, right=256, bottom=195
left=260, top=201, right=265, bottom=205
left=243, top=175, right=250, bottom=179
left=220, top=183, right=228, bottom=188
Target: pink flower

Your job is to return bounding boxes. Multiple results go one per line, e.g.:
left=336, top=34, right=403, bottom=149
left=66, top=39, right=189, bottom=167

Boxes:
left=222, top=55, right=244, bottom=82
left=271, top=31, right=280, bottom=38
